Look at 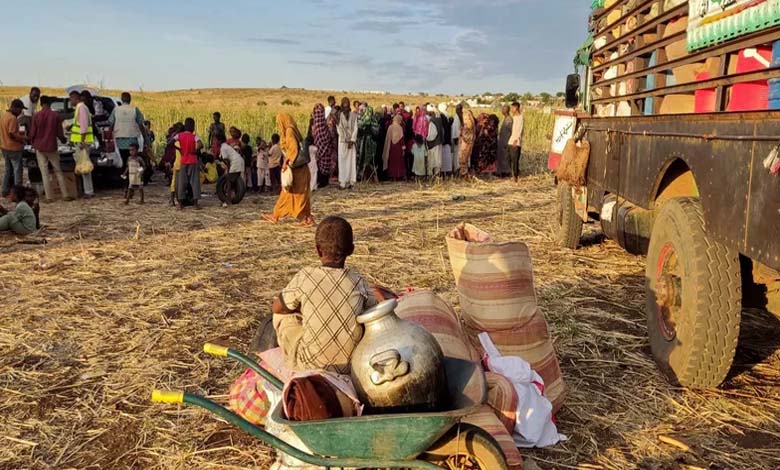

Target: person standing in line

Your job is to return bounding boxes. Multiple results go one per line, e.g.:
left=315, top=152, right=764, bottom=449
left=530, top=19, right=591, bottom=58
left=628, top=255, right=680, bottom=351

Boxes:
left=68, top=91, right=96, bottom=198
left=29, top=96, right=72, bottom=202
left=357, top=105, right=379, bottom=183
left=1, top=99, right=27, bottom=197
left=325, top=96, right=336, bottom=119
left=437, top=103, right=453, bottom=177
left=497, top=105, right=513, bottom=178
left=312, top=104, right=336, bottom=189
left=256, top=137, right=271, bottom=193
left=451, top=104, right=463, bottom=175
left=337, top=97, right=358, bottom=190
left=382, top=114, right=406, bottom=181
left=18, top=87, right=41, bottom=130
left=208, top=112, right=226, bottom=157
left=458, top=109, right=476, bottom=178
left=508, top=101, right=525, bottom=182
left=426, top=105, right=443, bottom=177
left=109, top=92, right=147, bottom=169
left=175, top=117, right=203, bottom=210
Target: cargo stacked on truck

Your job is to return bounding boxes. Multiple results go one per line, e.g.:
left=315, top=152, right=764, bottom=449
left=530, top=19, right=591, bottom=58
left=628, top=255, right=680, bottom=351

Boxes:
left=552, top=0, right=780, bottom=389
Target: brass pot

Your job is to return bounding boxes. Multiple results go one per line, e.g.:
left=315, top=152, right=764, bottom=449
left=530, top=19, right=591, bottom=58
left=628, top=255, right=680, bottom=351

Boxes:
left=350, top=299, right=447, bottom=413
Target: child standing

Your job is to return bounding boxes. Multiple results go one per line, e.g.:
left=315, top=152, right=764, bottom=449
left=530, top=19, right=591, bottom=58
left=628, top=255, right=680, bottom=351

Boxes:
left=218, top=134, right=245, bottom=207
left=256, top=138, right=271, bottom=193
left=268, top=134, right=283, bottom=194
left=240, top=133, right=256, bottom=191
left=123, top=143, right=145, bottom=204
left=272, top=216, right=378, bottom=374
left=411, top=134, right=427, bottom=182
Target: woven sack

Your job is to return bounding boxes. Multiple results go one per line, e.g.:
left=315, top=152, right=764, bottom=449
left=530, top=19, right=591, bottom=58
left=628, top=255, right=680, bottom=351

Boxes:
left=446, top=223, right=538, bottom=331
left=555, top=139, right=590, bottom=187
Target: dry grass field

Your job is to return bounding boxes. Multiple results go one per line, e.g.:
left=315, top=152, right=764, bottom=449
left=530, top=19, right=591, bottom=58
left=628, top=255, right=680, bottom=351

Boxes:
left=0, top=87, right=778, bottom=470
left=1, top=170, right=779, bottom=470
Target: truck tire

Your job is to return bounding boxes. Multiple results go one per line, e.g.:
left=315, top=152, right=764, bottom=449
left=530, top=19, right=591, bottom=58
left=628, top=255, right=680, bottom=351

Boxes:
left=556, top=182, right=583, bottom=249
left=645, top=197, right=741, bottom=388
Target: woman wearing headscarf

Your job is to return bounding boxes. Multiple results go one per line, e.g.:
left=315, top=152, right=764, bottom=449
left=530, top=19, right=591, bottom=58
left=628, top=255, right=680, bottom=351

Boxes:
left=382, top=114, right=406, bottom=181
left=357, top=105, right=380, bottom=182
left=412, top=106, right=429, bottom=139
left=262, top=114, right=314, bottom=226
left=475, top=113, right=499, bottom=175
left=312, top=104, right=336, bottom=188
left=458, top=109, right=476, bottom=178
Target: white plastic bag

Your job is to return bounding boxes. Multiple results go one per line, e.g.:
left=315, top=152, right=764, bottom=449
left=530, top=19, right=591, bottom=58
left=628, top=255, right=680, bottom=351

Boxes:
left=479, top=332, right=568, bottom=448
left=281, top=166, right=294, bottom=191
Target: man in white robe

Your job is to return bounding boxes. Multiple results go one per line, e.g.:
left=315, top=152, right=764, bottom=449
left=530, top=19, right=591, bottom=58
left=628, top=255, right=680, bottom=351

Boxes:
left=426, top=105, right=442, bottom=177
left=437, top=103, right=453, bottom=175
left=337, top=97, right=358, bottom=189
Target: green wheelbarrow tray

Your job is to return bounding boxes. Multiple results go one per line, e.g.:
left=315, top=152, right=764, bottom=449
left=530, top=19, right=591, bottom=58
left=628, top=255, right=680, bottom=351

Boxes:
left=271, top=401, right=484, bottom=461
left=152, top=344, right=499, bottom=470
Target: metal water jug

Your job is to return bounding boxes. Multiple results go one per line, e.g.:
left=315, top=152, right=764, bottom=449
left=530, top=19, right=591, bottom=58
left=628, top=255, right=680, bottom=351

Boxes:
left=350, top=299, right=446, bottom=413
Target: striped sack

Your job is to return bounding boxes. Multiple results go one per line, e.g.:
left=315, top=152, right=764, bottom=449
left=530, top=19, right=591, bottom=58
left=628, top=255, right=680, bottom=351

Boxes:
left=446, top=223, right=538, bottom=331
left=464, top=405, right=525, bottom=470
left=486, top=371, right=519, bottom=434
left=446, top=223, right=566, bottom=413
left=465, top=313, right=567, bottom=414
left=396, top=290, right=480, bottom=362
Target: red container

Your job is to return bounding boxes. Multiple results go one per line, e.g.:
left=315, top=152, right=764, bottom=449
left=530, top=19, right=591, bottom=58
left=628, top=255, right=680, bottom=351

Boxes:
left=694, top=72, right=717, bottom=113
left=728, top=47, right=771, bottom=112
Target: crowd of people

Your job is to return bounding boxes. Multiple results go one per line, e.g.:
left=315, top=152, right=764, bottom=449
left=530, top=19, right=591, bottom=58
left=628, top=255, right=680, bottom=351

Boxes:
left=0, top=87, right=528, bottom=232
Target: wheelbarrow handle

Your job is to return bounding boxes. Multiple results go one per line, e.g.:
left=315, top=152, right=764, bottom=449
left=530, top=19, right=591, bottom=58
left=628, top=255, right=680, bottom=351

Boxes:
left=150, top=390, right=440, bottom=470
left=203, top=343, right=284, bottom=391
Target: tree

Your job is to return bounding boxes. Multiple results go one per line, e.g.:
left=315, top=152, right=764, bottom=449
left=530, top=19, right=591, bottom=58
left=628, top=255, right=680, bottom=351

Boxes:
left=522, top=92, right=534, bottom=103
left=504, top=92, right=520, bottom=103
left=540, top=92, right=552, bottom=104
left=556, top=91, right=565, bottom=98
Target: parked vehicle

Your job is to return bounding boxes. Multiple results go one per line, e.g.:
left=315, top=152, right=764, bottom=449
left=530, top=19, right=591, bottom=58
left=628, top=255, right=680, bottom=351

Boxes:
left=553, top=0, right=780, bottom=389
left=23, top=92, right=126, bottom=189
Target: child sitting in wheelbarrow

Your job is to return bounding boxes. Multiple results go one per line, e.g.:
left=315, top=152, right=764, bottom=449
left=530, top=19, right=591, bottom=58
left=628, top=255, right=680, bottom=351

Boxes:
left=230, top=216, right=378, bottom=425
left=272, top=216, right=379, bottom=375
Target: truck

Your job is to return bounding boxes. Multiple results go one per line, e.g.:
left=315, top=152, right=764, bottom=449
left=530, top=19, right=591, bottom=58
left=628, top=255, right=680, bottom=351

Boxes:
left=554, top=0, right=780, bottom=389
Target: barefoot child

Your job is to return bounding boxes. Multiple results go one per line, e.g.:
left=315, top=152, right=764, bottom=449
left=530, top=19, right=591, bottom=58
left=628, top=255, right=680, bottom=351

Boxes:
left=411, top=134, right=427, bottom=182
left=123, top=143, right=145, bottom=204
left=217, top=133, right=245, bottom=207
left=272, top=216, right=378, bottom=374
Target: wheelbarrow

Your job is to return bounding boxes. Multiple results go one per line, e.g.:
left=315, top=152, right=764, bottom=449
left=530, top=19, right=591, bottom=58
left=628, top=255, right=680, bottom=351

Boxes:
left=152, top=343, right=509, bottom=470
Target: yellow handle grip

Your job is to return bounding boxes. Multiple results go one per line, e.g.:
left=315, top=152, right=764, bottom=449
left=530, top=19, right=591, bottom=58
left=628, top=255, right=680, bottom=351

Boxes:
left=151, top=390, right=184, bottom=404
left=203, top=343, right=229, bottom=357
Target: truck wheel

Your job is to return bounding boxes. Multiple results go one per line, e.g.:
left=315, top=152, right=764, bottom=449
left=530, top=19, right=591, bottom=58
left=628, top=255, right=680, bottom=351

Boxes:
left=645, top=197, right=741, bottom=388
left=556, top=182, right=583, bottom=249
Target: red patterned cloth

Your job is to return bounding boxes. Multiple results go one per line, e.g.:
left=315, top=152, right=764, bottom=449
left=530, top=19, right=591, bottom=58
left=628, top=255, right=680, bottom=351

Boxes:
left=229, top=369, right=271, bottom=425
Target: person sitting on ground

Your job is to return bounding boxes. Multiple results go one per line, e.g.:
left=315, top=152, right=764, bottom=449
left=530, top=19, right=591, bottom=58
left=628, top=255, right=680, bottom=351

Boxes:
left=122, top=143, right=145, bottom=205
left=0, top=186, right=37, bottom=235
left=200, top=154, right=219, bottom=184
left=272, top=216, right=378, bottom=374
left=217, top=133, right=245, bottom=207
left=25, top=187, right=41, bottom=230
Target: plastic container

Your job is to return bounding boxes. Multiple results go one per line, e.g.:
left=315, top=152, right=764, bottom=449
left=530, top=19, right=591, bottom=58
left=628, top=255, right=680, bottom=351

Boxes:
left=728, top=47, right=771, bottom=111
left=695, top=72, right=717, bottom=113
left=769, top=79, right=780, bottom=110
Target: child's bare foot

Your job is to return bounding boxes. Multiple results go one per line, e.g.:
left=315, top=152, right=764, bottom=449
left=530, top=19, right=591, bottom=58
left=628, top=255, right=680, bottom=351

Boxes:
left=124, top=199, right=129, bottom=205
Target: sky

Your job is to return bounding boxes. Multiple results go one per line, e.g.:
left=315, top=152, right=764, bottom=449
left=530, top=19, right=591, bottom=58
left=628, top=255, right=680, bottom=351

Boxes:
left=1, top=0, right=591, bottom=96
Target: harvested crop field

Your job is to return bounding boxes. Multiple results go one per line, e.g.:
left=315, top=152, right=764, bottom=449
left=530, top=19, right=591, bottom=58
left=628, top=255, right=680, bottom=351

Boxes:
left=1, top=167, right=779, bottom=470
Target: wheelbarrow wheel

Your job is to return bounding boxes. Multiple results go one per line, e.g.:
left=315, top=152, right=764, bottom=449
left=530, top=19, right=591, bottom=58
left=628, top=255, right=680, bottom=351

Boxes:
left=420, top=423, right=508, bottom=470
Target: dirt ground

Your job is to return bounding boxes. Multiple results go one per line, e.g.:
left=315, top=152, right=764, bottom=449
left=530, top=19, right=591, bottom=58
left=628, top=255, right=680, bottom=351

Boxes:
left=1, top=170, right=779, bottom=470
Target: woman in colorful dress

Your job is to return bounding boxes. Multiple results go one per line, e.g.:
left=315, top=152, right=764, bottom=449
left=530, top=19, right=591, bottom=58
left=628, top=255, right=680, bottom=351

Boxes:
left=312, top=104, right=336, bottom=188
left=262, top=114, right=314, bottom=226
left=382, top=114, right=406, bottom=181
